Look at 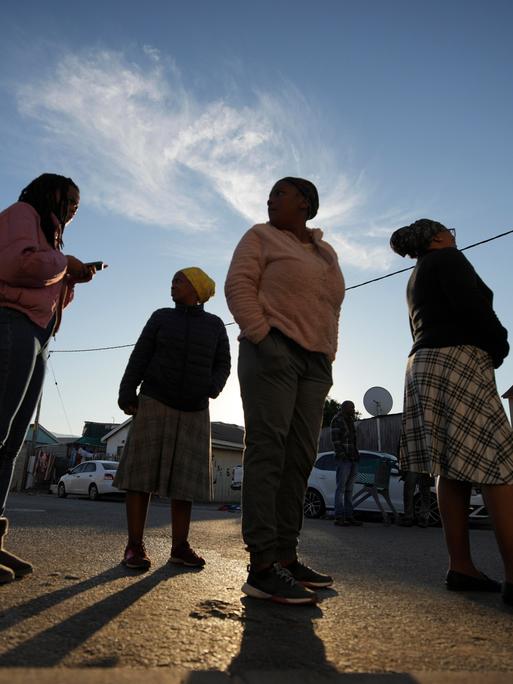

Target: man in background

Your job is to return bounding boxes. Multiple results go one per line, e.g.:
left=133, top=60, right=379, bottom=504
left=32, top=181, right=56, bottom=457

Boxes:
left=331, top=401, right=363, bottom=527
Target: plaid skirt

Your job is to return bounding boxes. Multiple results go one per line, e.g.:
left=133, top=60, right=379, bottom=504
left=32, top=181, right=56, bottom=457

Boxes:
left=399, top=345, right=513, bottom=484
left=113, top=394, right=212, bottom=500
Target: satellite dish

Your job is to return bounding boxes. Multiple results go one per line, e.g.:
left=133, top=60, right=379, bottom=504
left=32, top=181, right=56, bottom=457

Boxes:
left=363, top=386, right=393, bottom=417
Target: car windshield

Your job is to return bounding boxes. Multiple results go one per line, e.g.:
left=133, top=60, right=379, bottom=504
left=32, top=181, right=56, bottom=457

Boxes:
left=102, top=463, right=118, bottom=470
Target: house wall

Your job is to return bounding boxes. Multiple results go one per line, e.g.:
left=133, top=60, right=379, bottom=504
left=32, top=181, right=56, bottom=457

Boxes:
left=212, top=447, right=242, bottom=503
left=104, top=425, right=130, bottom=460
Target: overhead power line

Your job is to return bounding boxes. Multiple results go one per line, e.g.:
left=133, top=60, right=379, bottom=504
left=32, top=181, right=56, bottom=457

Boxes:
left=48, top=358, right=75, bottom=434
left=346, top=228, right=513, bottom=291
left=49, top=228, right=513, bottom=354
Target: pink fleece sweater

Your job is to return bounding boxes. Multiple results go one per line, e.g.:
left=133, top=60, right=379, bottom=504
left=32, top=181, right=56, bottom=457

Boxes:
left=225, top=223, right=345, bottom=361
left=0, top=202, right=71, bottom=329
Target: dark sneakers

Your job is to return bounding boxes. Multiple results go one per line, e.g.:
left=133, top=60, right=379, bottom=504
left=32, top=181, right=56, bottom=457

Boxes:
left=334, top=517, right=350, bottom=527
left=345, top=517, right=363, bottom=527
left=446, top=569, right=501, bottom=592
left=0, top=517, right=33, bottom=578
left=122, top=542, right=151, bottom=570
left=170, top=541, right=206, bottom=568
left=285, top=559, right=333, bottom=589
left=242, top=563, right=318, bottom=604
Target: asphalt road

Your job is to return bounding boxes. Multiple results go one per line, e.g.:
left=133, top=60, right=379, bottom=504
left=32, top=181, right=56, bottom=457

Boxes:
left=0, top=492, right=512, bottom=681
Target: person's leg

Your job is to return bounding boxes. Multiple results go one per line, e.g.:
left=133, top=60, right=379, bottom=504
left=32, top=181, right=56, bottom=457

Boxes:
left=171, top=499, right=192, bottom=548
left=238, top=334, right=298, bottom=571
left=437, top=476, right=478, bottom=575
left=123, top=491, right=151, bottom=569
left=401, top=471, right=416, bottom=525
left=481, top=484, right=513, bottom=583
left=0, top=310, right=42, bottom=516
left=275, top=349, right=332, bottom=565
left=0, top=313, right=51, bottom=576
left=169, top=498, right=205, bottom=567
left=125, top=491, right=151, bottom=544
left=345, top=461, right=362, bottom=524
left=334, top=460, right=350, bottom=521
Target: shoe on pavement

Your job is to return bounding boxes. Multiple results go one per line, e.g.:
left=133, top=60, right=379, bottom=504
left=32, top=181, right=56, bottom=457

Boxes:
left=334, top=517, right=350, bottom=527
left=170, top=541, right=205, bottom=568
left=242, top=562, right=318, bottom=605
left=0, top=517, right=33, bottom=578
left=346, top=517, right=363, bottom=527
left=122, top=541, right=151, bottom=570
left=446, top=569, right=501, bottom=592
left=285, top=559, right=333, bottom=589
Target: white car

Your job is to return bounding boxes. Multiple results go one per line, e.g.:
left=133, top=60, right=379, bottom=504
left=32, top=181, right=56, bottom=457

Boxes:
left=57, top=460, right=122, bottom=501
left=305, top=450, right=488, bottom=524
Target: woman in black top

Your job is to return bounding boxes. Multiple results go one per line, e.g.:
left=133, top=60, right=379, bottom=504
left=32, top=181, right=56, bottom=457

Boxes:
left=391, top=219, right=513, bottom=606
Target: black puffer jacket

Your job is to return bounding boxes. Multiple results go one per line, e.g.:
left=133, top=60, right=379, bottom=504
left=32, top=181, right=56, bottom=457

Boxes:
left=118, top=304, right=231, bottom=412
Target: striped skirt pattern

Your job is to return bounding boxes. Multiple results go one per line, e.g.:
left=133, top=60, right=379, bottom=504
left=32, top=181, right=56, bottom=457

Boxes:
left=113, top=394, right=213, bottom=500
left=399, top=345, right=513, bottom=484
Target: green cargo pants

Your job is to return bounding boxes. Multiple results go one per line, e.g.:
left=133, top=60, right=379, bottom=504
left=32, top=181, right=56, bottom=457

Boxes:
left=238, top=328, right=332, bottom=566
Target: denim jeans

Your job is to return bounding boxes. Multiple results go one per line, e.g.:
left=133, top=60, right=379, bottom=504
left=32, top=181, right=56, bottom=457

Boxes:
left=334, top=459, right=358, bottom=519
left=0, top=308, right=54, bottom=516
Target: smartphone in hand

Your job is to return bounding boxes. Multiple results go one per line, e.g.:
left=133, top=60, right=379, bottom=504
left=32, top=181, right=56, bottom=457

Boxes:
left=85, top=261, right=108, bottom=270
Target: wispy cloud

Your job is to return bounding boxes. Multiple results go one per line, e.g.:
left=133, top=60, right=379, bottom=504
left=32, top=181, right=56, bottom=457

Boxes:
left=16, top=47, right=394, bottom=269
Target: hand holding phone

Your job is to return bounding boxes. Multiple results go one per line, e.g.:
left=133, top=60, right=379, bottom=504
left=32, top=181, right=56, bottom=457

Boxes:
left=84, top=261, right=108, bottom=270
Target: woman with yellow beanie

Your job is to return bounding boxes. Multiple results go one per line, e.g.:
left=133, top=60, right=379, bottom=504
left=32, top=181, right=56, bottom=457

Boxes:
left=114, top=267, right=231, bottom=569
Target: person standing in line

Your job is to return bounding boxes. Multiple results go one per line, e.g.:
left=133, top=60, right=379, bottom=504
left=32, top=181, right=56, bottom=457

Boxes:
left=114, top=267, right=230, bottom=571
left=399, top=470, right=432, bottom=527
left=390, top=218, right=513, bottom=606
left=331, top=400, right=363, bottom=527
left=225, top=177, right=345, bottom=605
left=0, top=173, right=97, bottom=584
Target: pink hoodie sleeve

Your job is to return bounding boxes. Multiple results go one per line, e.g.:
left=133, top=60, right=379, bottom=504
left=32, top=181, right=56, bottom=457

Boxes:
left=0, top=203, right=67, bottom=288
left=225, top=227, right=271, bottom=344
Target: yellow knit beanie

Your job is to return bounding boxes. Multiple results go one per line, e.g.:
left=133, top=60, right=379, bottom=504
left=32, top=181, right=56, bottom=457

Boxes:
left=180, top=267, right=216, bottom=303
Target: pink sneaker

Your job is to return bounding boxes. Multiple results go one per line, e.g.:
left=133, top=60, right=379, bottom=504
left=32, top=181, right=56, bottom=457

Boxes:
left=122, top=541, right=151, bottom=570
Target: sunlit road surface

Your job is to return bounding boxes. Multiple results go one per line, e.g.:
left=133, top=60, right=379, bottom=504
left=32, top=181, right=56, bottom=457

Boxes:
left=0, top=493, right=511, bottom=683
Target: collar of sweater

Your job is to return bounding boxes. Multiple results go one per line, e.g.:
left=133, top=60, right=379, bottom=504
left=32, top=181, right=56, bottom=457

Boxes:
left=174, top=303, right=205, bottom=315
left=267, top=222, right=324, bottom=244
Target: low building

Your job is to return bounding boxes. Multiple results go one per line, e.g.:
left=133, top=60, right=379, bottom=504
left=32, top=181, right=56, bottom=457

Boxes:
left=10, top=424, right=61, bottom=492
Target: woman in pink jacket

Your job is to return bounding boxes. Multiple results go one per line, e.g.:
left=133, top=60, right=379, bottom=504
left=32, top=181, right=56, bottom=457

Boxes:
left=0, top=173, right=97, bottom=584
left=225, top=177, right=345, bottom=605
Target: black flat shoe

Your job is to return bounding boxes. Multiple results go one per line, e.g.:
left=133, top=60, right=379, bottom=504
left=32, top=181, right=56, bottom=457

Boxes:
left=503, top=582, right=513, bottom=606
left=446, top=569, right=501, bottom=592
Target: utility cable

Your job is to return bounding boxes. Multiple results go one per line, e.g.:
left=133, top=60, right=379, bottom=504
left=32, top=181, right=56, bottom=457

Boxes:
left=48, top=227, right=513, bottom=353
left=47, top=358, right=75, bottom=434
left=346, top=228, right=513, bottom=291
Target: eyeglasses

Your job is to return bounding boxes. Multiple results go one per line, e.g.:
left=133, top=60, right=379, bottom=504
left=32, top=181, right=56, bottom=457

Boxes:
left=447, top=228, right=456, bottom=238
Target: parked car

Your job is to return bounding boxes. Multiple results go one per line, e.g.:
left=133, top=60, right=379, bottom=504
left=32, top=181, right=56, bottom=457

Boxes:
left=57, top=460, right=122, bottom=501
left=305, top=450, right=488, bottom=524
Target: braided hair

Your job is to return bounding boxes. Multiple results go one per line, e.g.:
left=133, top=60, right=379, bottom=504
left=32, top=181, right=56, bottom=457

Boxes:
left=390, top=218, right=448, bottom=258
left=18, top=174, right=79, bottom=250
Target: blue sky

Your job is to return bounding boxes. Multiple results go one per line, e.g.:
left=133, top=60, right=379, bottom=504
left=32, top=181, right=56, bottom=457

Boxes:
left=1, top=0, right=512, bottom=435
